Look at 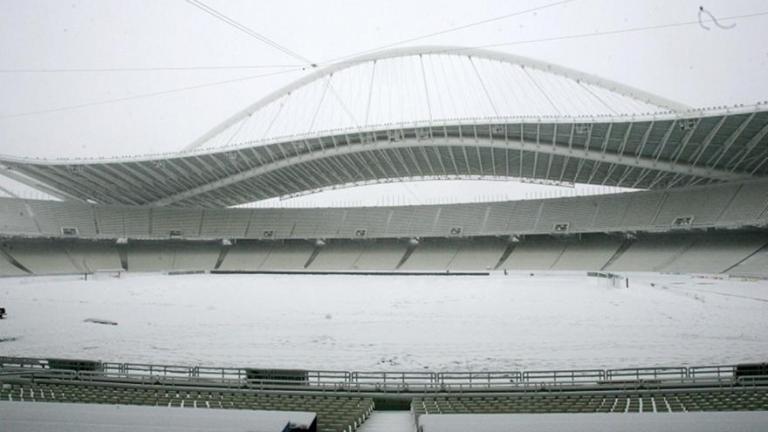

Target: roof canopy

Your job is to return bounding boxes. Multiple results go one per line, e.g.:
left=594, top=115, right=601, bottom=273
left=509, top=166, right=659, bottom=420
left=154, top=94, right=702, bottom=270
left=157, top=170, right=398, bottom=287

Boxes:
left=1, top=47, right=765, bottom=207
left=1, top=109, right=766, bottom=207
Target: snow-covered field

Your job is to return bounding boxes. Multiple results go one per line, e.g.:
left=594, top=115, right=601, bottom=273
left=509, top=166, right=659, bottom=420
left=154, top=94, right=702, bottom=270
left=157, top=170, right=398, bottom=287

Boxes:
left=1, top=272, right=767, bottom=372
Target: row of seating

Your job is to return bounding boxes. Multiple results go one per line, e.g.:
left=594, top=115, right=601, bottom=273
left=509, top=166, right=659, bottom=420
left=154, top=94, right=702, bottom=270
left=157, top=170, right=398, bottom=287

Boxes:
left=1, top=179, right=766, bottom=240
left=0, top=381, right=374, bottom=432
left=1, top=229, right=767, bottom=275
left=411, top=389, right=768, bottom=416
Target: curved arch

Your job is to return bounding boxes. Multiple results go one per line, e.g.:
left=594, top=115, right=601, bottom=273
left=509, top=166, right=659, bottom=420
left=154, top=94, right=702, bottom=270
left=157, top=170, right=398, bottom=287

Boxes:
left=183, top=45, right=690, bottom=151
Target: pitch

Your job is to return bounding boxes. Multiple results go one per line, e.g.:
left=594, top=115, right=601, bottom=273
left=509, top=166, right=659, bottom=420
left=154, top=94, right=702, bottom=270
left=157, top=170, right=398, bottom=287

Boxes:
left=1, top=272, right=767, bottom=371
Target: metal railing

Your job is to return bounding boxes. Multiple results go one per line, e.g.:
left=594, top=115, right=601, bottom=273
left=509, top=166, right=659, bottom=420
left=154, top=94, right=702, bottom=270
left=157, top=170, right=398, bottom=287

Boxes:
left=605, top=366, right=687, bottom=382
left=0, top=356, right=763, bottom=392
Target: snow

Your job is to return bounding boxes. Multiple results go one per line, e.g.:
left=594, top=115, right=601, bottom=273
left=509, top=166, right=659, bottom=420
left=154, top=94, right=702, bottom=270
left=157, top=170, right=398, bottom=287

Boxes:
left=418, top=413, right=768, bottom=432
left=1, top=272, right=767, bottom=372
left=358, top=412, right=415, bottom=432
left=0, top=401, right=315, bottom=432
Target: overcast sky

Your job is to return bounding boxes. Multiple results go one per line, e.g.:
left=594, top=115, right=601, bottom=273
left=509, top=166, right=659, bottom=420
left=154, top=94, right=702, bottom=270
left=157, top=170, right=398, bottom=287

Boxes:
left=1, top=0, right=766, bottom=204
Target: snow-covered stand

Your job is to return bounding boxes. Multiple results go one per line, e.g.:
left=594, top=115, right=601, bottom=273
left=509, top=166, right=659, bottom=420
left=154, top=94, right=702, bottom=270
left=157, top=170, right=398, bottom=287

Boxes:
left=0, top=178, right=766, bottom=277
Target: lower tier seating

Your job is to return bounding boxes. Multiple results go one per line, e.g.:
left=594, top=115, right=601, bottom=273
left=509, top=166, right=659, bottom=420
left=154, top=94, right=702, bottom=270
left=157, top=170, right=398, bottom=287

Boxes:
left=4, top=230, right=768, bottom=276
left=0, top=381, right=374, bottom=432
left=412, top=389, right=768, bottom=416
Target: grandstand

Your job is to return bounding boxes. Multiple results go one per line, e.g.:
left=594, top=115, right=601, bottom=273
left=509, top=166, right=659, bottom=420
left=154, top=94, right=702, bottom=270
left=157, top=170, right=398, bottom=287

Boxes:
left=2, top=42, right=768, bottom=431
left=1, top=177, right=767, bottom=276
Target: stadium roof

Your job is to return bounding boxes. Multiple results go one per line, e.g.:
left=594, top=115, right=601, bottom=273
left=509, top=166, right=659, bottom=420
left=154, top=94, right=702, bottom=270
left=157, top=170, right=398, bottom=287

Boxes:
left=1, top=108, right=767, bottom=208
left=0, top=47, right=766, bottom=208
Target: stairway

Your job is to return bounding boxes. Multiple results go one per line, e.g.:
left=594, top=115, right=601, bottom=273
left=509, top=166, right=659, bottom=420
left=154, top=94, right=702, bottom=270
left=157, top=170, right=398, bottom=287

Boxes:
left=357, top=412, right=415, bottom=432
left=493, top=242, right=517, bottom=270
left=600, top=237, right=635, bottom=271
left=395, top=243, right=418, bottom=270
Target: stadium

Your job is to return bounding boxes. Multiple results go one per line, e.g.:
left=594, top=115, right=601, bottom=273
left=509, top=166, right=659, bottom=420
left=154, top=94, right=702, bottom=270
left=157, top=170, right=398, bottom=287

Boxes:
left=2, top=2, right=768, bottom=431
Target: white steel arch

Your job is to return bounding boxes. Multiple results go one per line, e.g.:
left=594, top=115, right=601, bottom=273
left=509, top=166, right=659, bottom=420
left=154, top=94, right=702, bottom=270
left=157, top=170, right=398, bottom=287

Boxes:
left=183, top=46, right=689, bottom=152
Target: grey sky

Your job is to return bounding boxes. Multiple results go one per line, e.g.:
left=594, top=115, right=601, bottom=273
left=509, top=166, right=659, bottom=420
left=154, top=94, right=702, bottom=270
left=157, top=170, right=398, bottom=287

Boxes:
left=0, top=0, right=766, bottom=204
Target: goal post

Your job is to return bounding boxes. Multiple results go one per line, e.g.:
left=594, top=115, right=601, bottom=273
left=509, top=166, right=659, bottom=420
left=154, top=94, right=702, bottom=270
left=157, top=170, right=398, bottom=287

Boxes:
left=586, top=271, right=627, bottom=288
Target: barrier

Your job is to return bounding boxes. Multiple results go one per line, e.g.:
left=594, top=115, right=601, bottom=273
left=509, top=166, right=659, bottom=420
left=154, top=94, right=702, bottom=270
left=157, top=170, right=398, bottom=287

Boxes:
left=3, top=356, right=766, bottom=392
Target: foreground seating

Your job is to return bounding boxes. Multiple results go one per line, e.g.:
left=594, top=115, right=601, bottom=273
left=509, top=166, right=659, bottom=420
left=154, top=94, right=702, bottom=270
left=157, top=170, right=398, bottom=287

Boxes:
left=0, top=381, right=374, bottom=432
left=412, top=389, right=768, bottom=416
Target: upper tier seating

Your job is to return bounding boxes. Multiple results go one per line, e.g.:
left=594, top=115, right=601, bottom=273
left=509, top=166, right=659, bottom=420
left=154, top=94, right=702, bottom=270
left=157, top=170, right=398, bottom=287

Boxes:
left=1, top=179, right=766, bottom=241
